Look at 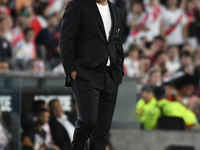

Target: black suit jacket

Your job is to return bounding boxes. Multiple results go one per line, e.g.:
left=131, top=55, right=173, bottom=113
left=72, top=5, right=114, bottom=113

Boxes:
left=49, top=114, right=76, bottom=150
left=60, top=0, right=124, bottom=87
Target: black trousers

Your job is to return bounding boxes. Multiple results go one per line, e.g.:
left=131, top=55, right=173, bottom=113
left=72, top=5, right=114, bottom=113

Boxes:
left=70, top=67, right=119, bottom=150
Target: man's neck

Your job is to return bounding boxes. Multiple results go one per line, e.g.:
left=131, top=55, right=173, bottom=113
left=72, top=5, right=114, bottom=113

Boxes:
left=96, top=0, right=108, bottom=6
left=48, top=27, right=55, bottom=33
left=37, top=123, right=43, bottom=131
left=149, top=1, right=156, bottom=7
left=169, top=5, right=176, bottom=11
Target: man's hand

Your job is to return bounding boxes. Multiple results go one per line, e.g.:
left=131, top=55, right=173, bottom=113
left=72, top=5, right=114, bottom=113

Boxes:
left=53, top=145, right=60, bottom=150
left=71, top=71, right=77, bottom=80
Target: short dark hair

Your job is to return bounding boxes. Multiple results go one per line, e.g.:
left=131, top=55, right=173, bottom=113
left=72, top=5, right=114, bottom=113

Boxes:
left=154, top=36, right=164, bottom=41
left=134, top=1, right=146, bottom=12
left=161, top=69, right=168, bottom=76
left=0, top=58, right=9, bottom=64
left=46, top=13, right=57, bottom=20
left=36, top=108, right=49, bottom=116
left=49, top=99, right=59, bottom=109
left=32, top=100, right=45, bottom=115
left=166, top=46, right=178, bottom=51
left=155, top=51, right=164, bottom=60
left=180, top=51, right=191, bottom=58
left=128, top=44, right=140, bottom=52
left=141, top=84, right=154, bottom=93
left=173, top=73, right=197, bottom=89
left=154, top=86, right=165, bottom=100
left=23, top=27, right=34, bottom=35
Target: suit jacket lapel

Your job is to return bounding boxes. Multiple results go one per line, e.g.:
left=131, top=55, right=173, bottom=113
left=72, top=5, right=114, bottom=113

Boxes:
left=108, top=0, right=116, bottom=43
left=86, top=0, right=107, bottom=42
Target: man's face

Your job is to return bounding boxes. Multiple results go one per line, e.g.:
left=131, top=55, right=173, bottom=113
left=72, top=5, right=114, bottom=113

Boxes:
left=187, top=1, right=194, bottom=10
left=157, top=54, right=167, bottom=67
left=181, top=84, right=195, bottom=97
left=25, top=30, right=35, bottom=43
left=168, top=47, right=179, bottom=59
left=133, top=3, right=143, bottom=14
left=0, top=15, right=7, bottom=31
left=164, top=85, right=174, bottom=97
left=0, top=0, right=8, bottom=6
left=37, top=111, right=50, bottom=125
left=153, top=39, right=163, bottom=49
left=51, top=101, right=64, bottom=118
left=168, top=0, right=178, bottom=7
left=129, top=50, right=139, bottom=60
left=181, top=56, right=192, bottom=67
left=141, top=90, right=154, bottom=103
left=48, top=16, right=58, bottom=29
left=149, top=72, right=161, bottom=86
left=31, top=60, right=45, bottom=72
left=0, top=62, right=9, bottom=72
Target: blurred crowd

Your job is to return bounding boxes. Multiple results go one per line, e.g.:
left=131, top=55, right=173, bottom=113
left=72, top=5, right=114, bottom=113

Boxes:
left=127, top=0, right=200, bottom=131
left=0, top=0, right=69, bottom=73
left=1, top=0, right=200, bottom=149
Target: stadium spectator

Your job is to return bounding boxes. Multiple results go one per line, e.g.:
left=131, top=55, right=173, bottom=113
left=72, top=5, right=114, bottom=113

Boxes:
left=0, top=13, right=12, bottom=60
left=172, top=72, right=197, bottom=107
left=182, top=44, right=194, bottom=55
left=49, top=99, right=76, bottom=150
left=144, top=0, right=165, bottom=41
left=161, top=69, right=171, bottom=80
left=123, top=1, right=151, bottom=51
left=23, top=5, right=47, bottom=36
left=30, top=59, right=46, bottom=73
left=151, top=51, right=168, bottom=72
left=136, top=84, right=156, bottom=128
left=185, top=0, right=199, bottom=50
left=32, top=0, right=49, bottom=17
left=0, top=59, right=9, bottom=72
left=16, top=0, right=33, bottom=13
left=11, top=15, right=29, bottom=47
left=22, top=108, right=50, bottom=150
left=124, top=44, right=141, bottom=78
left=0, top=105, right=11, bottom=150
left=35, top=13, right=59, bottom=61
left=166, top=46, right=181, bottom=73
left=162, top=0, right=187, bottom=48
left=21, top=100, right=60, bottom=149
left=163, top=78, right=176, bottom=101
left=179, top=51, right=194, bottom=74
left=146, top=69, right=161, bottom=86
left=154, top=86, right=198, bottom=128
left=141, top=85, right=198, bottom=130
left=13, top=27, right=36, bottom=66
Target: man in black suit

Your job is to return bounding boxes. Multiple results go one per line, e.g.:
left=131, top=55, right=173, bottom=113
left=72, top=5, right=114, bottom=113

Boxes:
left=49, top=99, right=76, bottom=150
left=59, top=0, right=124, bottom=149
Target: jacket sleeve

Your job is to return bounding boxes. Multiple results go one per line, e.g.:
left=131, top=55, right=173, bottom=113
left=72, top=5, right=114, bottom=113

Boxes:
left=59, top=0, right=81, bottom=76
left=115, top=10, right=124, bottom=72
